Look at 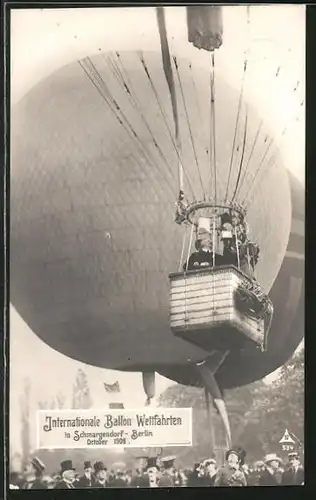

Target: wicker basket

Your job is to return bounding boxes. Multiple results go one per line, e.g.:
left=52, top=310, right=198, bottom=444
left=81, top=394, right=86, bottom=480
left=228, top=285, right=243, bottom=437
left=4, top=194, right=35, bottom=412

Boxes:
left=169, top=266, right=267, bottom=351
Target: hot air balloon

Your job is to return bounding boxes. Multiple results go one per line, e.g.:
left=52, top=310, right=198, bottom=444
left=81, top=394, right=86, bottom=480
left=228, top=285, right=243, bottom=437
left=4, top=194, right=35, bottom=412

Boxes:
left=11, top=6, right=304, bottom=456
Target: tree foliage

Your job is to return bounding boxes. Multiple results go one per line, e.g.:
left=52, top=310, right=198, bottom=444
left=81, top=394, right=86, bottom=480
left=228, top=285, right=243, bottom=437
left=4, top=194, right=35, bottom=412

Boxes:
left=38, top=392, right=66, bottom=410
left=158, top=348, right=304, bottom=464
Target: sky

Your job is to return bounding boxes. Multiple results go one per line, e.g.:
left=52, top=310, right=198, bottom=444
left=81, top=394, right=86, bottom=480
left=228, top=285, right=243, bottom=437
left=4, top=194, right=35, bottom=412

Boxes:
left=9, top=5, right=305, bottom=455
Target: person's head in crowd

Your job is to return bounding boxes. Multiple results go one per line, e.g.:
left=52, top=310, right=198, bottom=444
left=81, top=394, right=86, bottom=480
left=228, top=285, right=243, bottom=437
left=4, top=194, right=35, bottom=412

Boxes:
left=254, top=461, right=265, bottom=473
left=193, top=462, right=201, bottom=475
left=264, top=454, right=282, bottom=473
left=160, top=456, right=176, bottom=473
left=60, top=460, right=76, bottom=485
left=146, top=458, right=160, bottom=482
left=204, top=458, right=217, bottom=477
left=242, top=464, right=249, bottom=475
left=42, top=475, right=55, bottom=489
left=31, top=457, right=46, bottom=478
left=23, top=462, right=34, bottom=480
left=288, top=452, right=300, bottom=470
left=83, top=461, right=92, bottom=478
left=94, top=462, right=107, bottom=483
left=226, top=447, right=246, bottom=470
left=136, top=456, right=148, bottom=473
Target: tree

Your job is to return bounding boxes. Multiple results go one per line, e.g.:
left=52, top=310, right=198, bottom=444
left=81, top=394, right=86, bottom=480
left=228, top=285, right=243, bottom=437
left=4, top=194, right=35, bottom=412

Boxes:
left=72, top=369, right=92, bottom=409
left=158, top=349, right=304, bottom=464
left=239, top=348, right=304, bottom=456
left=38, top=392, right=67, bottom=410
left=158, top=380, right=265, bottom=465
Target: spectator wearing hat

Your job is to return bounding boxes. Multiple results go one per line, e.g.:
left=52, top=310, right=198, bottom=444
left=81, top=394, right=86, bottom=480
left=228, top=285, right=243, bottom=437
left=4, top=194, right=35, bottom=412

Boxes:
left=92, top=461, right=108, bottom=488
left=158, top=456, right=176, bottom=487
left=281, top=452, right=304, bottom=485
left=214, top=448, right=247, bottom=487
left=26, top=457, right=47, bottom=489
left=77, top=461, right=93, bottom=488
left=145, top=458, right=160, bottom=488
left=259, top=454, right=283, bottom=486
left=130, top=457, right=150, bottom=488
left=55, top=460, right=76, bottom=489
left=200, top=458, right=218, bottom=486
left=187, top=463, right=201, bottom=487
left=108, top=470, right=128, bottom=488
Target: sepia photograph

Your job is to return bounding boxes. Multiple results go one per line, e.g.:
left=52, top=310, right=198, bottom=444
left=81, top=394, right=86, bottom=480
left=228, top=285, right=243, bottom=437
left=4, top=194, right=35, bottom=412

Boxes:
left=9, top=4, right=304, bottom=489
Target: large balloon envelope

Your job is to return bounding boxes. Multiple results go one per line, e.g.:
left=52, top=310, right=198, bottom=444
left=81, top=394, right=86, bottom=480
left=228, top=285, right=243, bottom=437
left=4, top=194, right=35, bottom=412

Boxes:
left=11, top=20, right=304, bottom=392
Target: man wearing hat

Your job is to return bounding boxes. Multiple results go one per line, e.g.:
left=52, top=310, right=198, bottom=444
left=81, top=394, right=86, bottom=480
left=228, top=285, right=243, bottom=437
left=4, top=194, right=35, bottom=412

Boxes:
left=130, top=456, right=150, bottom=488
left=258, top=454, right=283, bottom=486
left=187, top=463, right=201, bottom=487
left=214, top=448, right=247, bottom=487
left=108, top=470, right=128, bottom=488
left=92, top=461, right=108, bottom=488
left=145, top=457, right=160, bottom=488
left=199, top=458, right=218, bottom=486
left=157, top=456, right=176, bottom=487
left=23, top=457, right=47, bottom=489
left=77, top=461, right=93, bottom=488
left=54, top=460, right=77, bottom=489
left=281, top=452, right=304, bottom=485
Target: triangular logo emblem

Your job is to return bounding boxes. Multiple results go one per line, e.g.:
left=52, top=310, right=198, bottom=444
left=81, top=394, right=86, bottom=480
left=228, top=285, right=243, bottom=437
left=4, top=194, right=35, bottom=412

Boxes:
left=279, top=429, right=296, bottom=444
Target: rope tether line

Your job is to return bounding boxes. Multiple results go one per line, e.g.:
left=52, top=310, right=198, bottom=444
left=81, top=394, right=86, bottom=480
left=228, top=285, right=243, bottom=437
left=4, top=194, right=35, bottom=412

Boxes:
left=173, top=56, right=206, bottom=201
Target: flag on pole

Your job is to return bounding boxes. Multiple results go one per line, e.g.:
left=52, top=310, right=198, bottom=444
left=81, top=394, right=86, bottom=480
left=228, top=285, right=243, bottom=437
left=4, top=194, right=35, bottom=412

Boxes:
left=104, top=381, right=121, bottom=393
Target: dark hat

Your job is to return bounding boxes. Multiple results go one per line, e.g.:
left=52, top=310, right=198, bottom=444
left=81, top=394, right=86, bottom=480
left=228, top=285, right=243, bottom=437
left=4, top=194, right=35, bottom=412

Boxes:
left=145, top=457, right=160, bottom=471
left=288, top=452, right=299, bottom=458
left=94, top=461, right=107, bottom=473
left=160, top=456, right=176, bottom=469
left=226, top=447, right=247, bottom=466
left=203, top=458, right=216, bottom=467
left=221, top=212, right=233, bottom=225
left=84, top=461, right=92, bottom=469
left=195, top=239, right=202, bottom=250
left=60, top=460, right=75, bottom=473
left=31, top=457, right=45, bottom=473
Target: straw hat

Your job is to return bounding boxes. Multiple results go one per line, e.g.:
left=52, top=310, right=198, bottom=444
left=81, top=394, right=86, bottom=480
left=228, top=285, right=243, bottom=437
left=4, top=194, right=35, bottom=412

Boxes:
left=264, top=453, right=282, bottom=465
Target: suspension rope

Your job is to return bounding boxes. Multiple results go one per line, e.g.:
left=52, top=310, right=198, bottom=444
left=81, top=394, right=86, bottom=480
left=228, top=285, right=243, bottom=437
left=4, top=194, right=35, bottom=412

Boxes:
left=234, top=225, right=241, bottom=270
left=245, top=151, right=277, bottom=209
left=138, top=51, right=196, bottom=200
left=179, top=224, right=188, bottom=272
left=210, top=51, right=217, bottom=205
left=231, top=105, right=249, bottom=202
left=108, top=52, right=176, bottom=182
left=184, top=224, right=195, bottom=325
left=212, top=215, right=216, bottom=313
left=189, top=62, right=209, bottom=156
left=241, top=136, right=274, bottom=206
left=173, top=56, right=205, bottom=200
left=243, top=97, right=304, bottom=209
left=85, top=56, right=177, bottom=197
left=78, top=59, right=174, bottom=200
left=224, top=58, right=248, bottom=203
left=234, top=119, right=263, bottom=201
